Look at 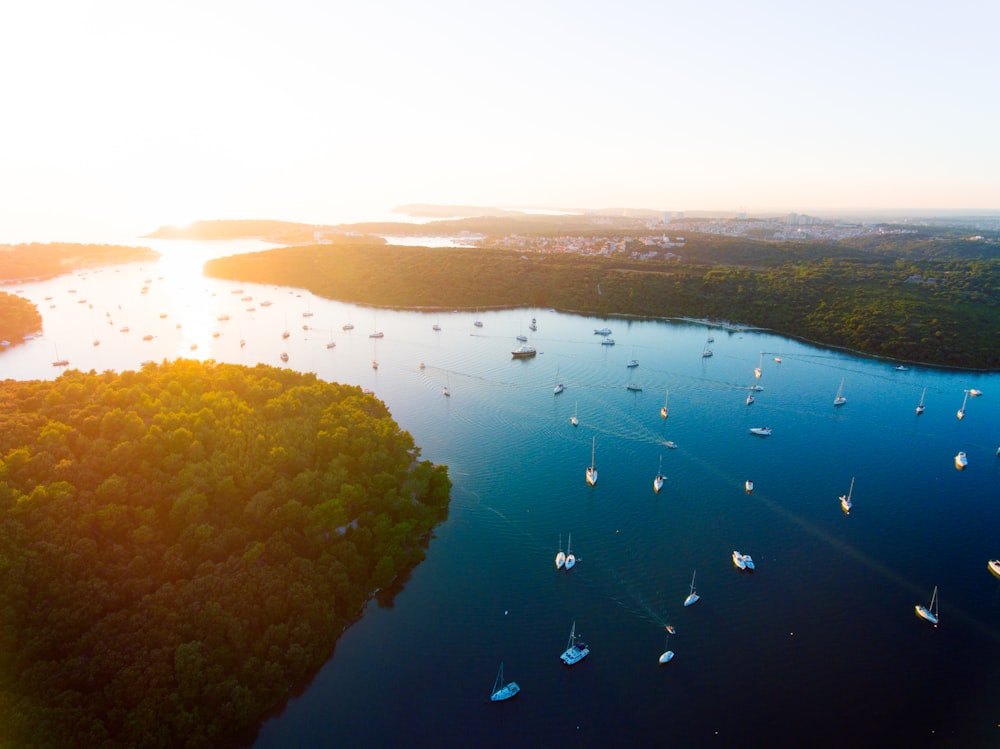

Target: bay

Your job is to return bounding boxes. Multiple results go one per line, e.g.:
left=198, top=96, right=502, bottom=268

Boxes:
left=3, top=240, right=999, bottom=745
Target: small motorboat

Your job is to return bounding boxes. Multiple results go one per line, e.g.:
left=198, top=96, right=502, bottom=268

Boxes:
left=749, top=427, right=772, bottom=437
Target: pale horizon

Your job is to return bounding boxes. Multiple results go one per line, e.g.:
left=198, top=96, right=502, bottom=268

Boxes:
left=2, top=0, right=999, bottom=244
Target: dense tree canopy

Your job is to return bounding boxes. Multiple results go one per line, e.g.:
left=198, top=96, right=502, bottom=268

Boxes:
left=0, top=360, right=450, bottom=748
left=0, top=243, right=159, bottom=283
left=0, top=292, right=42, bottom=344
left=204, top=238, right=1000, bottom=369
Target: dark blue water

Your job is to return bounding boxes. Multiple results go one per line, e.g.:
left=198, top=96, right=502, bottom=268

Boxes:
left=5, top=247, right=999, bottom=746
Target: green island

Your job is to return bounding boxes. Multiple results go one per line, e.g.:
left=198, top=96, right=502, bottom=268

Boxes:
left=195, top=215, right=1000, bottom=370
left=0, top=360, right=450, bottom=748
left=0, top=243, right=160, bottom=283
left=0, top=292, right=43, bottom=345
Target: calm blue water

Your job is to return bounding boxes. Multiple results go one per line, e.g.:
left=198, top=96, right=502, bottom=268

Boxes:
left=3, top=242, right=1000, bottom=746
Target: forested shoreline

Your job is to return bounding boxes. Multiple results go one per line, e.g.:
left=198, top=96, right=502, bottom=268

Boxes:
left=0, top=243, right=159, bottom=283
left=204, top=239, right=1000, bottom=370
left=0, top=361, right=450, bottom=748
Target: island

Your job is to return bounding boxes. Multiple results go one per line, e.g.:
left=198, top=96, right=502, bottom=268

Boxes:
left=0, top=360, right=451, bottom=748
left=0, top=242, right=160, bottom=283
left=197, top=213, right=999, bottom=369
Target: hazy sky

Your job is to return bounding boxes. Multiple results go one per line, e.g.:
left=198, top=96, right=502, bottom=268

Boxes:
left=2, top=0, right=998, bottom=241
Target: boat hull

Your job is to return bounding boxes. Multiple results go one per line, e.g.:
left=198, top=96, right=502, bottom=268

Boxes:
left=490, top=682, right=520, bottom=701
left=915, top=606, right=938, bottom=625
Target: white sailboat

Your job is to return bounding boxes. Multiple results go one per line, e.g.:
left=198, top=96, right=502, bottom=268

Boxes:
left=683, top=570, right=700, bottom=607
left=555, top=534, right=566, bottom=570
left=957, top=389, right=969, bottom=420
left=660, top=389, right=669, bottom=419
left=840, top=476, right=855, bottom=514
left=489, top=662, right=520, bottom=702
left=559, top=621, right=590, bottom=665
left=834, top=378, right=847, bottom=406
left=754, top=351, right=763, bottom=379
left=658, top=629, right=674, bottom=664
left=564, top=534, right=576, bottom=570
left=653, top=456, right=665, bottom=494
left=746, top=389, right=755, bottom=406
left=916, top=387, right=926, bottom=415
left=586, top=437, right=598, bottom=487
left=915, top=585, right=939, bottom=626
left=553, top=365, right=564, bottom=395
left=571, top=401, right=579, bottom=427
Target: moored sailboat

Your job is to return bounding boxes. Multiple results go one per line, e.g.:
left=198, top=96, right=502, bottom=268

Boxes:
left=915, top=585, right=939, bottom=626
left=560, top=621, right=590, bottom=665
left=489, top=662, right=520, bottom=702
left=658, top=629, right=674, bottom=664
left=834, top=378, right=847, bottom=407
left=840, top=476, right=855, bottom=514
left=555, top=534, right=566, bottom=570
left=683, top=570, right=700, bottom=607
left=653, top=456, right=665, bottom=494
left=571, top=401, right=579, bottom=427
left=660, top=389, right=669, bottom=419
left=916, top=387, right=926, bottom=415
left=586, top=437, right=598, bottom=487
left=564, top=534, right=576, bottom=570
left=957, top=389, right=969, bottom=420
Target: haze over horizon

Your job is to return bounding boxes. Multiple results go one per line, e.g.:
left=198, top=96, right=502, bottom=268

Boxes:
left=2, top=0, right=998, bottom=243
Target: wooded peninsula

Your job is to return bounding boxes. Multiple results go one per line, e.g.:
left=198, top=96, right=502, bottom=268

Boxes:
left=197, top=215, right=999, bottom=370
left=0, top=360, right=451, bottom=748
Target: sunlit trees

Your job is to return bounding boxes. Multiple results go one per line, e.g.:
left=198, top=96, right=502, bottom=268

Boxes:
left=0, top=360, right=450, bottom=748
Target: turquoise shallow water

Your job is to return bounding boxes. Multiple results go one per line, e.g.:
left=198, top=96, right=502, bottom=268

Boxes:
left=4, top=244, right=1000, bottom=746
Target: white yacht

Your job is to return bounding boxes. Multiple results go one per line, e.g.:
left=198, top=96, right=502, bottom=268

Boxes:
left=511, top=345, right=537, bottom=359
left=564, top=534, right=576, bottom=570
left=749, top=427, right=772, bottom=437
left=683, top=570, right=700, bottom=607
left=489, top=662, right=520, bottom=702
left=555, top=533, right=566, bottom=570
left=594, top=327, right=612, bottom=335
left=745, top=480, right=754, bottom=494
left=732, top=550, right=746, bottom=570
left=834, top=378, right=847, bottom=407
left=915, top=586, right=939, bottom=626
left=658, top=630, right=674, bottom=665
left=988, top=560, right=1000, bottom=579
left=955, top=451, right=968, bottom=470
left=840, top=476, right=855, bottom=514
left=559, top=622, right=590, bottom=665
left=653, top=456, right=665, bottom=494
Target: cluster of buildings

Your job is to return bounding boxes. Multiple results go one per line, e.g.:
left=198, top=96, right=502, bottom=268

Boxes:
left=657, top=214, right=916, bottom=242
left=476, top=233, right=685, bottom=261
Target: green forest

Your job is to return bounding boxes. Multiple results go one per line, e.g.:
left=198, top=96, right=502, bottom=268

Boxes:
left=203, top=237, right=1000, bottom=369
left=0, top=292, right=42, bottom=345
left=0, top=243, right=159, bottom=283
left=0, top=360, right=450, bottom=748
